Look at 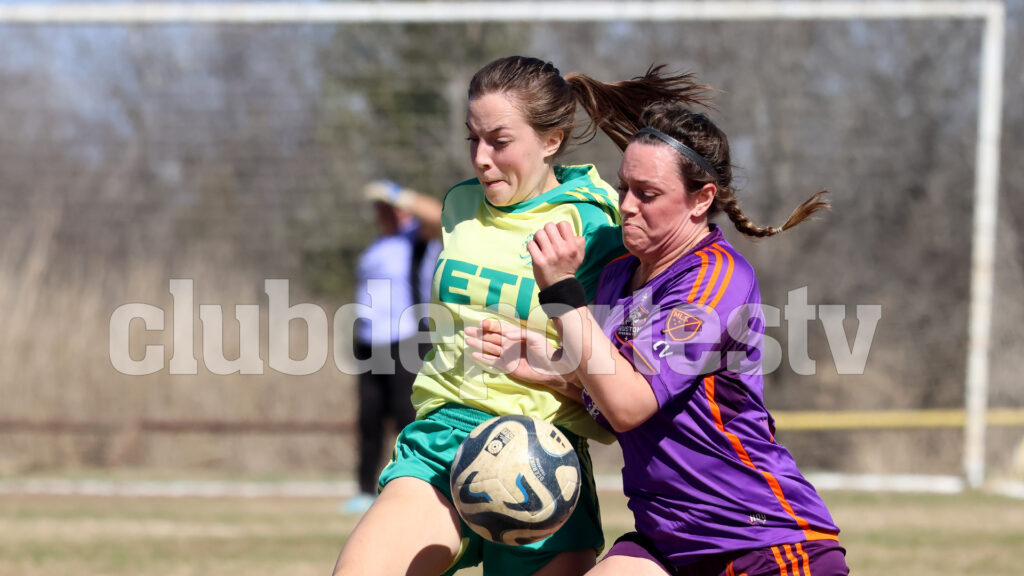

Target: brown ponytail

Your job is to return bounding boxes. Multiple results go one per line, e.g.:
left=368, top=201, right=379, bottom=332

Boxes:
left=718, top=191, right=830, bottom=238
left=468, top=56, right=712, bottom=156
left=565, top=65, right=713, bottom=151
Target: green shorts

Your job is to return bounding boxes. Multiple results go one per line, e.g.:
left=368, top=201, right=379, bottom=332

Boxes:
left=378, top=403, right=604, bottom=576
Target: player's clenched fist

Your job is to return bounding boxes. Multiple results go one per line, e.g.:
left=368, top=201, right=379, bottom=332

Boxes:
left=528, top=220, right=586, bottom=290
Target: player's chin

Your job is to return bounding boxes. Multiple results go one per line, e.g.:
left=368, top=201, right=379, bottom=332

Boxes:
left=482, top=181, right=515, bottom=205
left=621, top=228, right=649, bottom=254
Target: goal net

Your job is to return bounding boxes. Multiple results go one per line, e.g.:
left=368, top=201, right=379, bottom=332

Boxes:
left=0, top=2, right=1014, bottom=491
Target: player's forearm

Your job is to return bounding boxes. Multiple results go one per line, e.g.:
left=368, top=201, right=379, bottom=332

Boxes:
left=398, top=190, right=442, bottom=239
left=544, top=376, right=585, bottom=404
left=557, top=307, right=659, bottom=432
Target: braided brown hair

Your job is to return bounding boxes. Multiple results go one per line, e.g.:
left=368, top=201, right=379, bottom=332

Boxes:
left=468, top=56, right=713, bottom=156
left=634, top=101, right=829, bottom=238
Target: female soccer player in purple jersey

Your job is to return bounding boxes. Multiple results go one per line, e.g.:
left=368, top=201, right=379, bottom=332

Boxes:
left=468, top=101, right=850, bottom=575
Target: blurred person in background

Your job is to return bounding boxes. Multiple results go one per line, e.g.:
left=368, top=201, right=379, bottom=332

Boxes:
left=468, top=101, right=849, bottom=575
left=333, top=56, right=713, bottom=576
left=342, top=179, right=442, bottom=514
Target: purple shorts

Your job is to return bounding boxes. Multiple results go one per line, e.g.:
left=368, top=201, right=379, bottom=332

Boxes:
left=606, top=532, right=849, bottom=576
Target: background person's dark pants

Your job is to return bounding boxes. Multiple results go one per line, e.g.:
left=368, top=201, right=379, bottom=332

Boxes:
left=354, top=339, right=421, bottom=495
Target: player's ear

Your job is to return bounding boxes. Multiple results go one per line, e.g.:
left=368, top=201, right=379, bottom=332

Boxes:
left=693, top=183, right=717, bottom=218
left=541, top=129, right=564, bottom=159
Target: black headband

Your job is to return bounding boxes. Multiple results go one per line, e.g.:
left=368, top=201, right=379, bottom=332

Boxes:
left=636, top=127, right=718, bottom=182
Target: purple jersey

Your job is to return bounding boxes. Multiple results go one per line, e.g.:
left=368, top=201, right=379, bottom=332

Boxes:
left=583, top=224, right=839, bottom=566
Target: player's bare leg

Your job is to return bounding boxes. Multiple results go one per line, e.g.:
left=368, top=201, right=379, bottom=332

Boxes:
left=532, top=549, right=598, bottom=576
left=584, top=554, right=671, bottom=576
left=332, top=477, right=462, bottom=576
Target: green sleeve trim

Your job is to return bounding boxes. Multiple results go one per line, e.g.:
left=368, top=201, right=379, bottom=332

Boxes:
left=574, top=202, right=626, bottom=301
left=441, top=178, right=483, bottom=230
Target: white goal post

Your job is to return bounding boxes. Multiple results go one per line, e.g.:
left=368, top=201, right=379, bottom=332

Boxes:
left=0, top=1, right=1006, bottom=490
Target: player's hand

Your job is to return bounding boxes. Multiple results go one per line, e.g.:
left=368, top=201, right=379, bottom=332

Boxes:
left=528, top=221, right=585, bottom=290
left=363, top=179, right=414, bottom=209
left=465, top=319, right=581, bottom=400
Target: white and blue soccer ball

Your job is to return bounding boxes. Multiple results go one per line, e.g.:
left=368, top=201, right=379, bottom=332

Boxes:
left=450, top=415, right=581, bottom=546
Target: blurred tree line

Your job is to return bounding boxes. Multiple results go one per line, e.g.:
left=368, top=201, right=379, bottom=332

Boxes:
left=0, top=4, right=1021, bottom=476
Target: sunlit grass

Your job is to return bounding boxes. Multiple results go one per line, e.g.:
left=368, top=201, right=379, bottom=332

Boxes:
left=0, top=490, right=1021, bottom=575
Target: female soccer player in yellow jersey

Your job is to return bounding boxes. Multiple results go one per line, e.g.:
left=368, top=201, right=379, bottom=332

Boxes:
left=332, top=56, right=711, bottom=576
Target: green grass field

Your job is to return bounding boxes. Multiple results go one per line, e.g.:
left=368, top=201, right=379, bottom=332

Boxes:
left=1, top=489, right=1021, bottom=575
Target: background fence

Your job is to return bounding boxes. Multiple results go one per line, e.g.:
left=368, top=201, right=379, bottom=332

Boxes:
left=0, top=1, right=1022, bottom=490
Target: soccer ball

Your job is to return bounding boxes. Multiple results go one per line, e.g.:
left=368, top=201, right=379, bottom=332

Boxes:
left=450, top=414, right=581, bottom=546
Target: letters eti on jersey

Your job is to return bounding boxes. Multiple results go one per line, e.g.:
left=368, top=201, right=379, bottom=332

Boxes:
left=435, top=257, right=536, bottom=319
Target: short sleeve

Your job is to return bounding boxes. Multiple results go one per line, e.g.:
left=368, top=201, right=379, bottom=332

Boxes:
left=574, top=203, right=626, bottom=301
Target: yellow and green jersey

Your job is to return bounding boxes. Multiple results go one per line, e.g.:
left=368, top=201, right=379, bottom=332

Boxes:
left=412, top=164, right=625, bottom=442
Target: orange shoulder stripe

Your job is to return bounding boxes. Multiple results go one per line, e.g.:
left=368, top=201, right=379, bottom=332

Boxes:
left=687, top=249, right=711, bottom=303
left=706, top=244, right=735, bottom=309
left=697, top=248, right=722, bottom=307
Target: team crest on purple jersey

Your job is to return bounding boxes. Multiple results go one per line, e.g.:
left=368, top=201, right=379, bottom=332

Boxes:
left=663, top=306, right=703, bottom=342
left=616, top=290, right=651, bottom=341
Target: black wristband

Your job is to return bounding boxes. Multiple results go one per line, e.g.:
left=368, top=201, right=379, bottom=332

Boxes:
left=538, top=277, right=587, bottom=318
